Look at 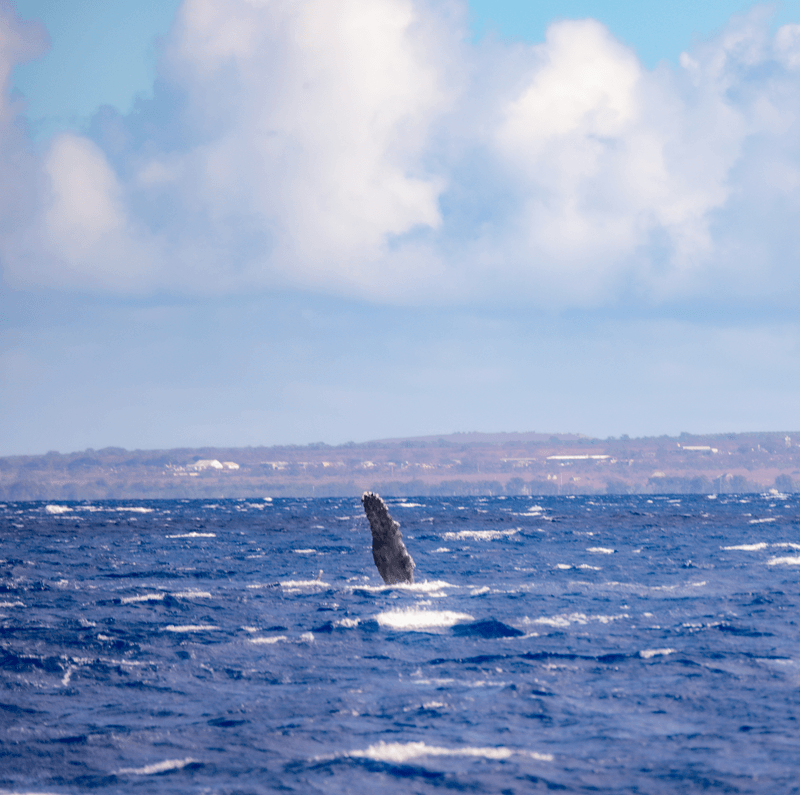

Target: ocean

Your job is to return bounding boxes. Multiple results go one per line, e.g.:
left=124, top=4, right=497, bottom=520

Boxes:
left=1, top=494, right=799, bottom=793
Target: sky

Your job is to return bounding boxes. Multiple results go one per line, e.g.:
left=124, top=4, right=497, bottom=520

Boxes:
left=3, top=1, right=800, bottom=456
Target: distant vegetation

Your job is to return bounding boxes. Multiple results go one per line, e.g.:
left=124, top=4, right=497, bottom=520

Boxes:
left=1, top=431, right=798, bottom=500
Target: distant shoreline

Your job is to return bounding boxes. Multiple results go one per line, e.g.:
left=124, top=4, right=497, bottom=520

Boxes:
left=2, top=431, right=797, bottom=500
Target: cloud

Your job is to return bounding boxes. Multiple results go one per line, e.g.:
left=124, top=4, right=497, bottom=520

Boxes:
left=3, top=1, right=800, bottom=308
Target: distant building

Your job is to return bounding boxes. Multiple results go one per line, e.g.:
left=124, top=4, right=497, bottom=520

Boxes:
left=187, top=459, right=224, bottom=471
left=547, top=455, right=610, bottom=461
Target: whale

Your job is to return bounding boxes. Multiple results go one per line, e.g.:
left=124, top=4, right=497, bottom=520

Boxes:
left=361, top=492, right=415, bottom=585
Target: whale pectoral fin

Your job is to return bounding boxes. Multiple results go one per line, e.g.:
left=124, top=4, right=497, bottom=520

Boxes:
left=362, top=491, right=416, bottom=585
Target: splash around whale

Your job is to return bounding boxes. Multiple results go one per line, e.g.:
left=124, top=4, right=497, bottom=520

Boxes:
left=361, top=492, right=416, bottom=585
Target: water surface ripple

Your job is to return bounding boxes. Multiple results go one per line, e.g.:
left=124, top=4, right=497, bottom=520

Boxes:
left=1, top=494, right=799, bottom=793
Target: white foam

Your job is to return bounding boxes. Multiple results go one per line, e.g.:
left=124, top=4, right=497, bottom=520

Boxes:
left=749, top=517, right=776, bottom=524
left=773, top=543, right=800, bottom=549
left=293, top=549, right=316, bottom=554
left=587, top=547, right=615, bottom=554
left=768, top=555, right=800, bottom=566
left=44, top=505, right=71, bottom=514
left=164, top=624, right=217, bottom=632
left=526, top=612, right=629, bottom=628
left=117, top=758, right=196, bottom=775
left=0, top=600, right=24, bottom=607
left=121, top=594, right=164, bottom=604
left=398, top=502, right=424, bottom=508
left=280, top=579, right=330, bottom=590
left=61, top=665, right=75, bottom=686
left=249, top=635, right=288, bottom=644
left=723, top=543, right=768, bottom=551
left=640, top=648, right=676, bottom=659
left=115, top=507, right=154, bottom=513
left=348, top=741, right=552, bottom=763
left=166, top=532, right=216, bottom=538
left=432, top=547, right=451, bottom=553
left=376, top=609, right=473, bottom=630
left=443, top=529, right=519, bottom=541
left=354, top=579, right=454, bottom=594
left=173, top=590, right=212, bottom=599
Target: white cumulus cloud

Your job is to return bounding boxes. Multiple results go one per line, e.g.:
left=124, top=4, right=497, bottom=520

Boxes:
left=2, top=1, right=800, bottom=309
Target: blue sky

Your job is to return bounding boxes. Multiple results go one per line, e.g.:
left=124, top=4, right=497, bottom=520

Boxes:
left=3, top=0, right=800, bottom=455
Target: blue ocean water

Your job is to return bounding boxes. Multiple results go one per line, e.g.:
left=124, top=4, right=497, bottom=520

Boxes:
left=1, top=494, right=800, bottom=793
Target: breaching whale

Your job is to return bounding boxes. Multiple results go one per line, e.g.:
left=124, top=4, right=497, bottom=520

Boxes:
left=361, top=492, right=416, bottom=585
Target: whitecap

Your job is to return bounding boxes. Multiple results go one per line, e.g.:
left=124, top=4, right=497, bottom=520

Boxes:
left=117, top=758, right=196, bottom=775
left=115, top=507, right=154, bottom=513
left=44, top=505, right=71, bottom=514
left=723, top=543, right=768, bottom=551
left=353, top=579, right=454, bottom=594
left=640, top=648, right=676, bottom=659
left=749, top=518, right=776, bottom=524
left=166, top=532, right=216, bottom=538
left=0, top=600, right=24, bottom=607
left=121, top=593, right=164, bottom=604
left=348, top=741, right=552, bottom=763
left=587, top=547, right=615, bottom=554
left=443, top=529, right=519, bottom=541
left=249, top=635, right=288, bottom=645
left=280, top=579, right=329, bottom=590
left=767, top=555, right=800, bottom=566
left=526, top=612, right=629, bottom=628
left=164, top=624, right=217, bottom=632
left=375, top=609, right=473, bottom=630
left=398, top=502, right=424, bottom=508
left=172, top=590, right=212, bottom=599
left=293, top=549, right=316, bottom=554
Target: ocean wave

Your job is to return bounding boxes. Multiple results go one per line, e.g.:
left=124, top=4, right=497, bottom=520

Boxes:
left=443, top=529, right=519, bottom=541
left=353, top=579, right=454, bottom=594
left=117, top=758, right=197, bottom=775
left=375, top=609, right=473, bottom=630
left=164, top=624, right=217, bottom=632
left=526, top=612, right=630, bottom=628
left=723, top=542, right=769, bottom=551
left=348, top=740, right=552, bottom=763
left=767, top=555, right=800, bottom=566
left=640, top=648, right=676, bottom=659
